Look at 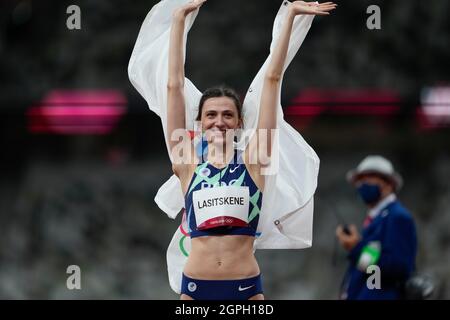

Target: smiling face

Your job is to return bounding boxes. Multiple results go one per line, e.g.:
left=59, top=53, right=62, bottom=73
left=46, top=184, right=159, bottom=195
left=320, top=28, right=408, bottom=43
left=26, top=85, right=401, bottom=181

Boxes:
left=201, top=96, right=242, bottom=145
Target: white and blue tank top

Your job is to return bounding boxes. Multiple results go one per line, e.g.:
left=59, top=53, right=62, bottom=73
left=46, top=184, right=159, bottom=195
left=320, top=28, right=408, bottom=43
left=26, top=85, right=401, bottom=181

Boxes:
left=184, top=150, right=262, bottom=238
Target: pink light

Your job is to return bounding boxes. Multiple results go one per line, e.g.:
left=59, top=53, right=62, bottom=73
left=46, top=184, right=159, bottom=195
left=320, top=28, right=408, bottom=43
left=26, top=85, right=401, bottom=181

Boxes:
left=286, top=88, right=401, bottom=119
left=41, top=90, right=127, bottom=105
left=28, top=90, right=127, bottom=135
left=285, top=106, right=326, bottom=116
left=28, top=106, right=125, bottom=116
left=291, top=89, right=400, bottom=104
left=286, top=105, right=399, bottom=116
left=421, top=106, right=450, bottom=116
left=330, top=105, right=399, bottom=114
left=418, top=86, right=450, bottom=129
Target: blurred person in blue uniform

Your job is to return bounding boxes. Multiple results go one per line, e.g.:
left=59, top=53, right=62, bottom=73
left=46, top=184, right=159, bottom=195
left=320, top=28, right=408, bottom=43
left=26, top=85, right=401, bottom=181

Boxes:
left=335, top=155, right=417, bottom=300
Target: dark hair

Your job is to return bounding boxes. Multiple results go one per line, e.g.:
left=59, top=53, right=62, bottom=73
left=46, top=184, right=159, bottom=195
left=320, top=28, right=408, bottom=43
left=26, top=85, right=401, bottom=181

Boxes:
left=196, top=86, right=243, bottom=121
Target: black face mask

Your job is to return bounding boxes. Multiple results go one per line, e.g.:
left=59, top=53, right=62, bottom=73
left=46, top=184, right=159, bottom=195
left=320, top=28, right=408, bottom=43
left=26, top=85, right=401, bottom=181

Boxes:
left=357, top=182, right=382, bottom=205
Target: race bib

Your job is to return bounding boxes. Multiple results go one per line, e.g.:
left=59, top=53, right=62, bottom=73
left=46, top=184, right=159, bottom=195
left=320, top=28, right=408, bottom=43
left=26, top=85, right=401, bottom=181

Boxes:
left=193, top=186, right=249, bottom=230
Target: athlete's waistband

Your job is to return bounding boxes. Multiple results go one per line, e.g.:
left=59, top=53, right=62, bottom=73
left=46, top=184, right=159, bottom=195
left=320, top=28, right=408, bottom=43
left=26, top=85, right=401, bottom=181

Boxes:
left=181, top=273, right=263, bottom=300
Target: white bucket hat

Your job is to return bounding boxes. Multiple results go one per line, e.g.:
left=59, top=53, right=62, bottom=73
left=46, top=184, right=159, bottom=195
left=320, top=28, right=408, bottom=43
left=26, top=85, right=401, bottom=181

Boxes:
left=346, top=155, right=403, bottom=191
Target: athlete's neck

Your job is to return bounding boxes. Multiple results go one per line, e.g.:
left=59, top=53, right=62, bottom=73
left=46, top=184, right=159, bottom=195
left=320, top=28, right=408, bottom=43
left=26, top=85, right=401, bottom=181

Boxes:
left=206, top=143, right=234, bottom=168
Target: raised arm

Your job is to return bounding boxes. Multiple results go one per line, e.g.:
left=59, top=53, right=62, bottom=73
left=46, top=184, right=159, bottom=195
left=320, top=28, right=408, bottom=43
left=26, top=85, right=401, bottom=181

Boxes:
left=167, top=0, right=206, bottom=157
left=246, top=1, right=336, bottom=167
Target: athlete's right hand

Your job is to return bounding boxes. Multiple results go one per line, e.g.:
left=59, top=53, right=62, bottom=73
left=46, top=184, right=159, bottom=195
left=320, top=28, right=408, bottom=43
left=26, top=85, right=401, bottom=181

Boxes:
left=173, top=0, right=207, bottom=19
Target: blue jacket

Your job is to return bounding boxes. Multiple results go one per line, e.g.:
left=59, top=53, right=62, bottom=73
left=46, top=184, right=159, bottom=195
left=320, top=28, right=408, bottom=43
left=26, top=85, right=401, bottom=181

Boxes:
left=342, top=199, right=417, bottom=300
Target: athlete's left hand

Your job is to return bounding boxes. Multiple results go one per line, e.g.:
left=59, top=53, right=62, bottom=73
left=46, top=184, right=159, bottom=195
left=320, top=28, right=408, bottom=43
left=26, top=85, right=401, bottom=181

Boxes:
left=289, top=1, right=337, bottom=16
left=173, top=0, right=207, bottom=19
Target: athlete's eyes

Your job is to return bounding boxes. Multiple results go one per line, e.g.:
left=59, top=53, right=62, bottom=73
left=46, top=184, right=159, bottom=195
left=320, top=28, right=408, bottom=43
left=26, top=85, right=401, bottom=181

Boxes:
left=204, top=112, right=234, bottom=119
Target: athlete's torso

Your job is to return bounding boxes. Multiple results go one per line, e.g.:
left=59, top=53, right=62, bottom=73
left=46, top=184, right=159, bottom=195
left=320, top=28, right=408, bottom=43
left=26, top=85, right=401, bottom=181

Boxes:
left=184, top=150, right=263, bottom=239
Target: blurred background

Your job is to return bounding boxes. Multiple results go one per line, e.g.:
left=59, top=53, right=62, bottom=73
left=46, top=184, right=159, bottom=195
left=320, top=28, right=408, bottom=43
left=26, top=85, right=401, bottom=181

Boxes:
left=0, top=0, right=449, bottom=299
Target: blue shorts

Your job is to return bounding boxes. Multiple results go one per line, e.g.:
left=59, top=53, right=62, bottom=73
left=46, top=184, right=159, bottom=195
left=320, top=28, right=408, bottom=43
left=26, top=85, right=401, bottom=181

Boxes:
left=181, top=273, right=263, bottom=300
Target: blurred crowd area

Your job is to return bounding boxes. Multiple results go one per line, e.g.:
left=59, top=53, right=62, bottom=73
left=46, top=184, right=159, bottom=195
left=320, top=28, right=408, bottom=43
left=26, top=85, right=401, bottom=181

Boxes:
left=1, top=0, right=449, bottom=105
left=1, top=0, right=449, bottom=299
